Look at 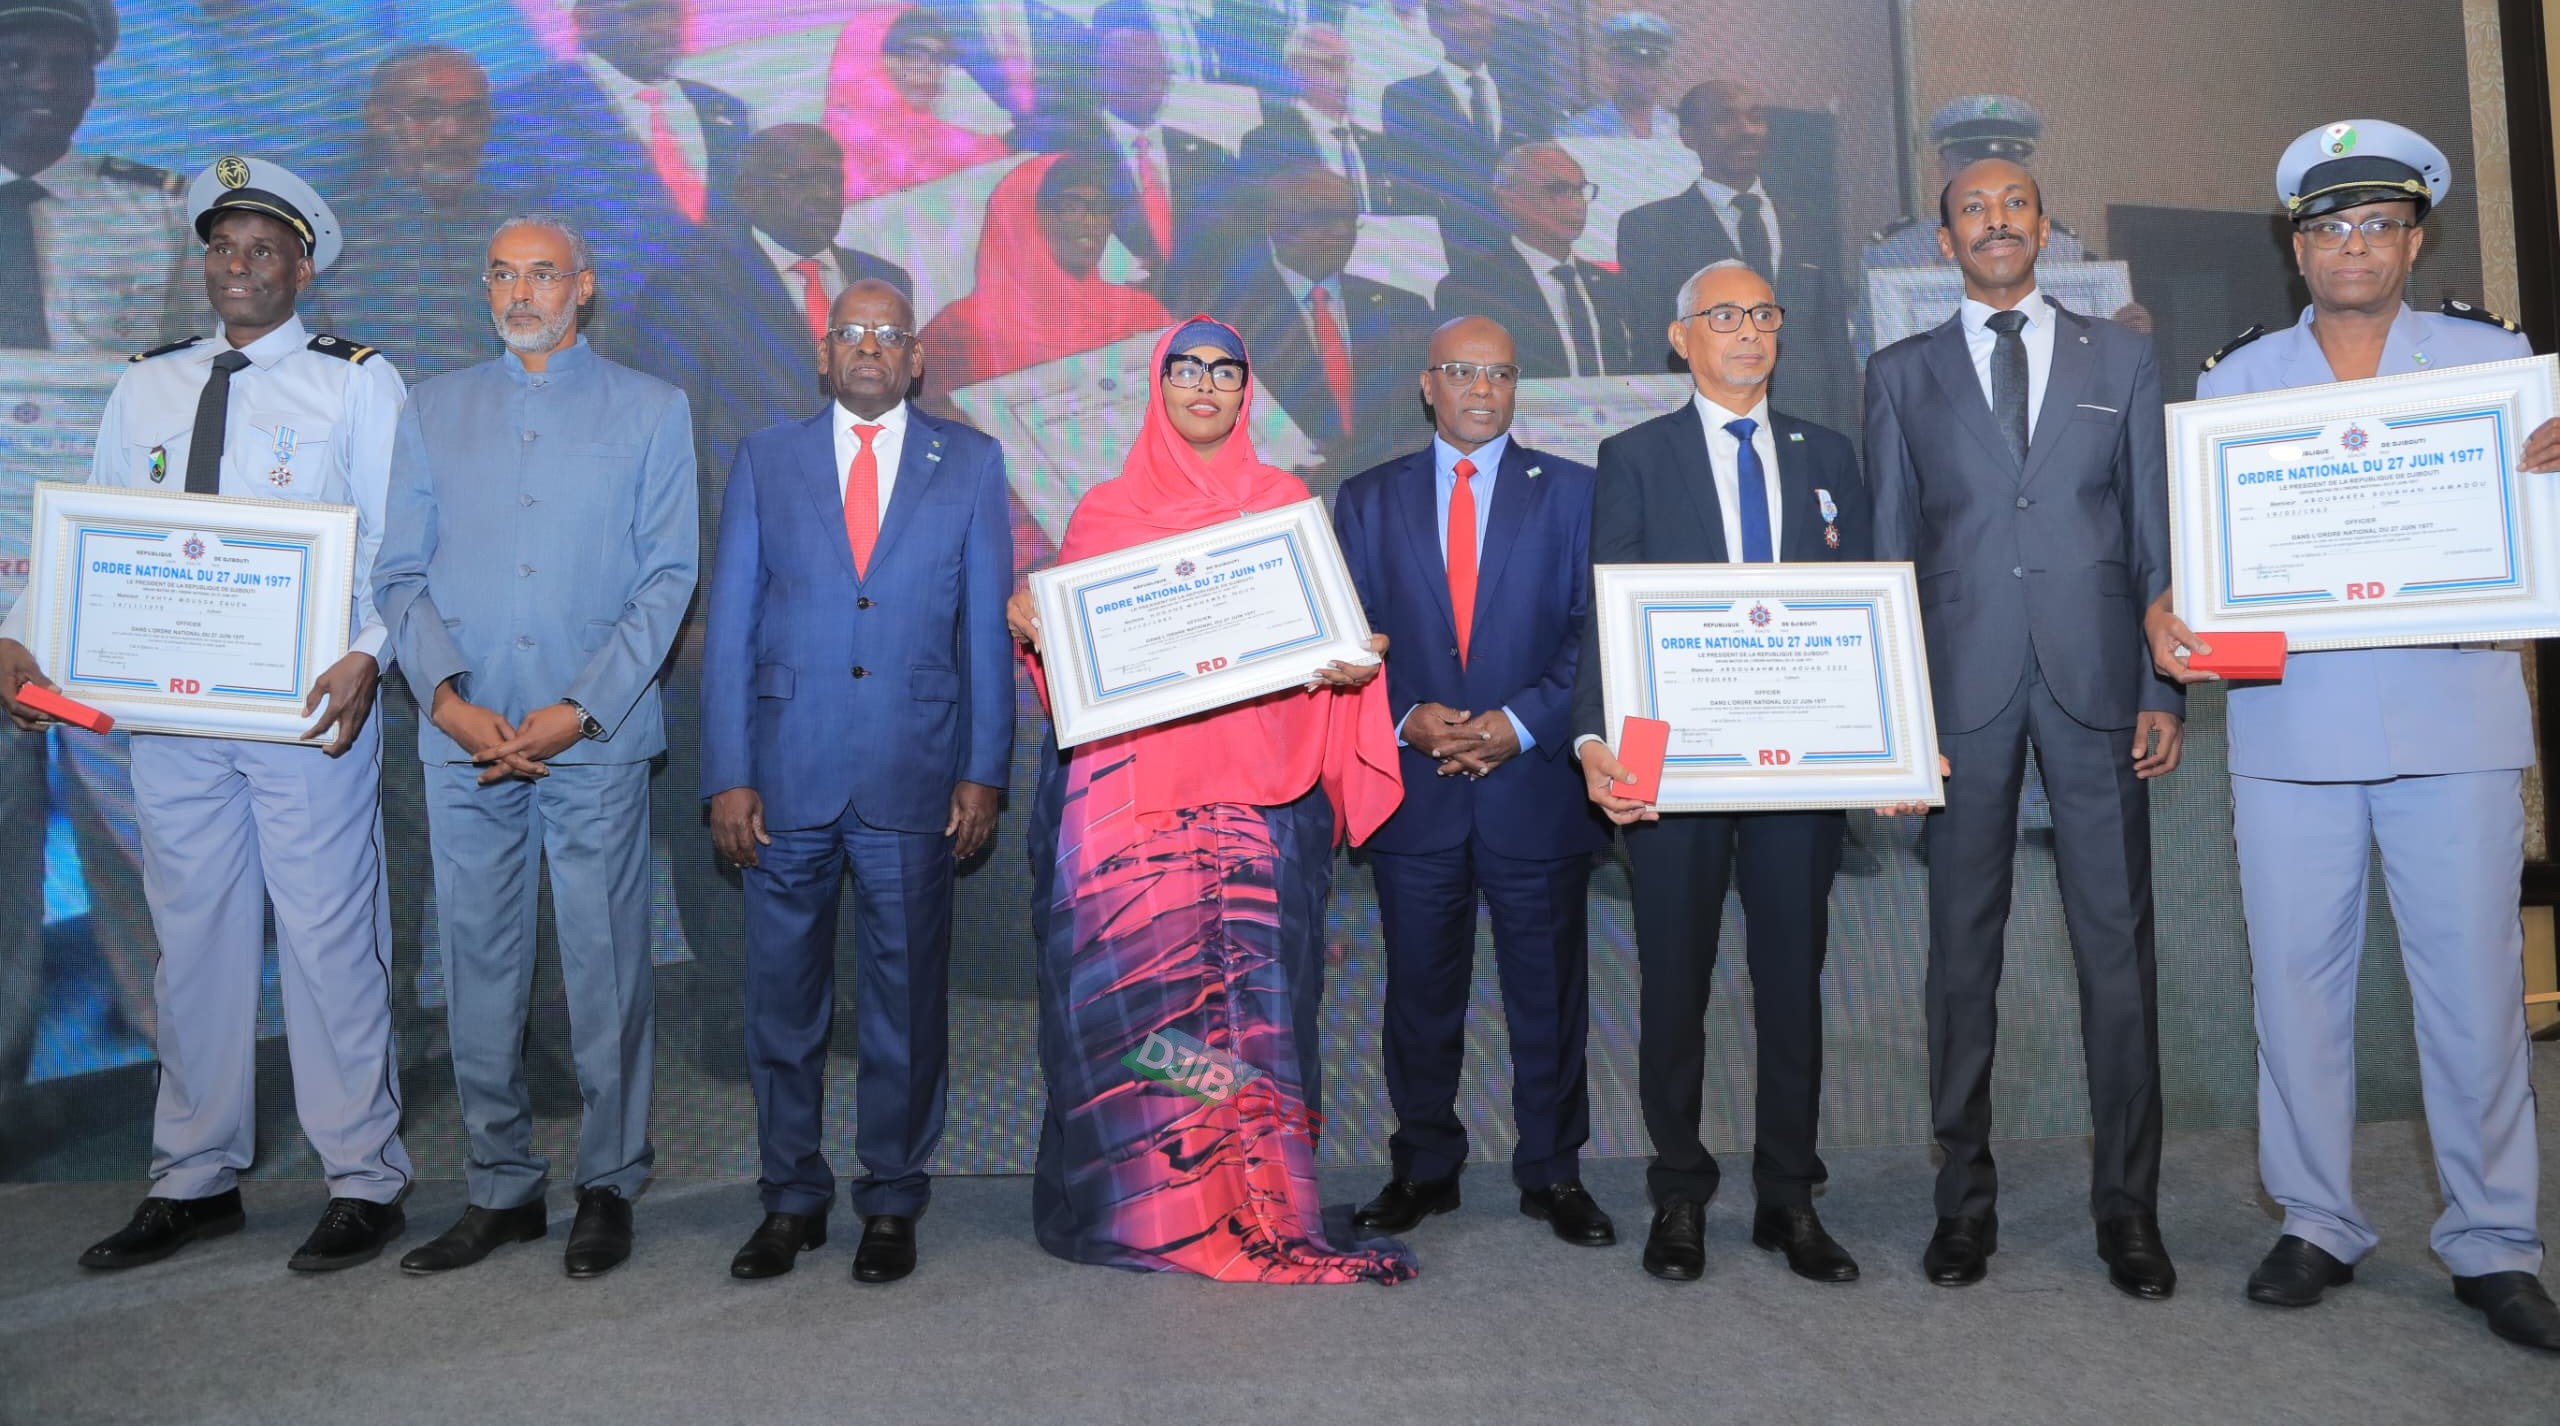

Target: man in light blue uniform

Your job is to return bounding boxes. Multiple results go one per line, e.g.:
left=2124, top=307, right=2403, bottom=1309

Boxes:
left=0, top=156, right=413, bottom=1272
left=2154, top=119, right=2560, bottom=1351
left=374, top=212, right=697, bottom=1281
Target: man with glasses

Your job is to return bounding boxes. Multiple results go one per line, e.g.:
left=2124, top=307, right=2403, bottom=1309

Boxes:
left=1435, top=143, right=1630, bottom=379
left=1239, top=25, right=1388, bottom=214
left=700, top=279, right=1012, bottom=1285
left=374, top=214, right=699, bottom=1281
left=1865, top=154, right=2181, bottom=1300
left=2152, top=120, right=2560, bottom=1350
left=1571, top=260, right=1869, bottom=1284
left=1332, top=315, right=1614, bottom=1250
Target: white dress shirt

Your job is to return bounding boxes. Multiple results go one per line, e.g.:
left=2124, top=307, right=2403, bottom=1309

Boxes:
left=1692, top=391, right=1783, bottom=558
left=1512, top=236, right=1601, bottom=377
left=1958, top=288, right=2056, bottom=440
left=1440, top=59, right=1500, bottom=139
left=1102, top=111, right=1172, bottom=198
left=832, top=397, right=909, bottom=524
left=1696, top=174, right=1781, bottom=270
left=753, top=228, right=840, bottom=306
left=580, top=53, right=708, bottom=187
left=1295, top=99, right=1372, bottom=207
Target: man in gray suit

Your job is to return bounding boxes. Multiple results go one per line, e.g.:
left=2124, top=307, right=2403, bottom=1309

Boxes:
left=373, top=213, right=698, bottom=1281
left=1864, top=157, right=2182, bottom=1299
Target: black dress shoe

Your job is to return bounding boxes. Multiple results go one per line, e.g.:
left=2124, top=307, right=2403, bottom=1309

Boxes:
left=1751, top=1203, right=1859, bottom=1283
left=1641, top=1200, right=1705, bottom=1282
left=2096, top=1213, right=2176, bottom=1300
left=2454, top=1271, right=2560, bottom=1352
left=1923, top=1214, right=1997, bottom=1287
left=1519, top=1183, right=1616, bottom=1246
left=2246, top=1234, right=2354, bottom=1308
left=399, top=1201, right=549, bottom=1275
left=731, top=1211, right=828, bottom=1280
left=1352, top=1177, right=1460, bottom=1234
left=853, top=1215, right=917, bottom=1284
left=288, top=1198, right=405, bottom=1273
left=564, top=1187, right=633, bottom=1279
left=77, top=1189, right=245, bottom=1270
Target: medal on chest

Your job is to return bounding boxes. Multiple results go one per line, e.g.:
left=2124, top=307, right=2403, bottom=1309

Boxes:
left=267, top=425, right=298, bottom=487
left=1817, top=487, right=1840, bottom=549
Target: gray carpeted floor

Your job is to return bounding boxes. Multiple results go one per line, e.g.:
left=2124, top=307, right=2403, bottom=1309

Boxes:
left=2, top=1101, right=2552, bottom=1426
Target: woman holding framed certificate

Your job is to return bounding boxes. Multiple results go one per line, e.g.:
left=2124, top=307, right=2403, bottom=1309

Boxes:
left=1009, top=318, right=1413, bottom=1283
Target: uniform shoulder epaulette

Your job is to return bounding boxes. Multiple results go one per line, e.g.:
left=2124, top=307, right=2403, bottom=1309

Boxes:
left=1868, top=215, right=1918, bottom=244
left=2440, top=298, right=2521, bottom=334
left=305, top=333, right=380, bottom=363
left=96, top=155, right=184, bottom=195
left=129, top=335, right=204, bottom=363
left=2200, top=324, right=2266, bottom=373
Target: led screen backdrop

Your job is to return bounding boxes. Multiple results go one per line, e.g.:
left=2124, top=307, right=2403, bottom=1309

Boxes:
left=0, top=0, right=2503, bottom=1180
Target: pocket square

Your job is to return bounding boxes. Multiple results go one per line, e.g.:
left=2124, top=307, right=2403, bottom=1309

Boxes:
left=2077, top=403, right=2120, bottom=414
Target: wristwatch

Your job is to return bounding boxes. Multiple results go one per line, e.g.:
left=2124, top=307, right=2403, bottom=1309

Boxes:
left=561, top=699, right=605, bottom=741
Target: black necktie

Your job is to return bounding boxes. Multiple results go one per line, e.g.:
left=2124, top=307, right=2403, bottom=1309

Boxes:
left=1466, top=71, right=1492, bottom=141
left=1986, top=308, right=2030, bottom=465
left=1552, top=262, right=1601, bottom=377
left=186, top=351, right=252, bottom=495
left=0, top=178, right=50, bottom=350
left=1729, top=191, right=1773, bottom=279
left=1333, top=125, right=1371, bottom=209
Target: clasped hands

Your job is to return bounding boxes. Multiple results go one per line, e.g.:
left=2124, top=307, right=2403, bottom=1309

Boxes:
left=1403, top=702, right=1518, bottom=779
left=432, top=679, right=584, bottom=785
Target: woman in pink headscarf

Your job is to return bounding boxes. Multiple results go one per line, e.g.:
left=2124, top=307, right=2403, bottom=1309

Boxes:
left=919, top=152, right=1171, bottom=393
left=822, top=6, right=1010, bottom=202
left=1006, top=317, right=1413, bottom=1284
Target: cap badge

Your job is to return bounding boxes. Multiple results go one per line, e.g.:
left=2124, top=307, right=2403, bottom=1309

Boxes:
left=2322, top=123, right=2358, bottom=156
left=213, top=155, right=251, bottom=190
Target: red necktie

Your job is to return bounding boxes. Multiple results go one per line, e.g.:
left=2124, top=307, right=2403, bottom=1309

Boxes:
left=791, top=257, right=828, bottom=350
left=1448, top=458, right=1478, bottom=663
left=1310, top=285, right=1354, bottom=434
left=845, top=423, right=884, bottom=577
left=1133, top=133, right=1174, bottom=258
left=638, top=87, right=707, bottom=224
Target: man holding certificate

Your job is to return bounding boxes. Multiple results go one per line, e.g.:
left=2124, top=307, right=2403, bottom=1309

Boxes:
left=1863, top=155, right=2181, bottom=1300
left=2152, top=121, right=2560, bottom=1350
left=0, top=157, right=415, bottom=1272
left=1570, top=260, right=1871, bottom=1285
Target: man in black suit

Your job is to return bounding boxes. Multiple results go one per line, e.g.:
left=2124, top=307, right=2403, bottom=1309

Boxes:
left=1020, top=0, right=1231, bottom=311
left=488, top=0, right=750, bottom=357
left=1377, top=0, right=1554, bottom=261
left=1614, top=82, right=1852, bottom=430
left=1238, top=24, right=1386, bottom=213
left=1864, top=158, right=2181, bottom=1300
left=1434, top=143, right=1631, bottom=378
left=1572, top=260, right=1869, bottom=1286
left=630, top=123, right=909, bottom=1080
left=1213, top=162, right=1434, bottom=478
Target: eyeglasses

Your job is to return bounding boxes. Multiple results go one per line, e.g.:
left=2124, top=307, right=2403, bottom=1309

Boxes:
left=883, top=43, right=954, bottom=65
left=380, top=100, right=493, bottom=129
left=1524, top=180, right=1599, bottom=202
left=1424, top=361, right=1521, bottom=387
left=1681, top=303, right=1786, bottom=332
left=481, top=267, right=586, bottom=289
left=1164, top=356, right=1248, bottom=390
left=2300, top=215, right=2414, bottom=250
left=828, top=322, right=915, bottom=348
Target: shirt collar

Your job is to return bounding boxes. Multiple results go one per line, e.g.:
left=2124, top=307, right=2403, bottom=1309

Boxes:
left=1297, top=100, right=1353, bottom=138
left=1103, top=111, right=1160, bottom=154
left=501, top=334, right=595, bottom=383
left=753, top=226, right=828, bottom=269
left=1440, top=59, right=1490, bottom=94
left=1511, top=233, right=1575, bottom=275
left=1691, top=388, right=1772, bottom=433
left=1960, top=288, right=2048, bottom=333
left=1697, top=174, right=1768, bottom=208
left=1434, top=431, right=1509, bottom=479
left=217, top=314, right=310, bottom=370
left=580, top=51, right=666, bottom=106
left=836, top=398, right=910, bottom=438
left=1270, top=247, right=1339, bottom=303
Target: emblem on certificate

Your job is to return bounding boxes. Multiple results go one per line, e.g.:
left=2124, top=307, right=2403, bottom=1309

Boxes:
left=2166, top=353, right=2560, bottom=649
left=1592, top=562, right=1943, bottom=812
left=20, top=482, right=358, bottom=742
left=1028, top=498, right=1376, bottom=748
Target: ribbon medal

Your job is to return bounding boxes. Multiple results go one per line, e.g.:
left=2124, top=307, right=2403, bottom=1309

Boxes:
left=1817, top=487, right=1840, bottom=548
left=267, top=425, right=298, bottom=487
left=147, top=444, right=167, bottom=483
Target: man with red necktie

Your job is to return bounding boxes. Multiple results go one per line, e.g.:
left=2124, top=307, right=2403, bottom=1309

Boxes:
left=1332, top=315, right=1617, bottom=1250
left=700, top=280, right=1014, bottom=1286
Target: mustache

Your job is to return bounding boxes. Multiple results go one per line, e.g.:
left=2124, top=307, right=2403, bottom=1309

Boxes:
left=1972, top=227, right=2024, bottom=251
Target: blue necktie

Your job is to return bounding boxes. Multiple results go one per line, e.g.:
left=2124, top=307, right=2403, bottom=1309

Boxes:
left=1727, top=417, right=1773, bottom=562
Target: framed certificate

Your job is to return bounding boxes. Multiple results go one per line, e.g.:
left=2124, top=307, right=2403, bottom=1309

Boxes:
left=1865, top=259, right=2132, bottom=351
left=2166, top=354, right=2560, bottom=649
left=22, top=482, right=357, bottom=742
left=1031, top=498, right=1376, bottom=748
left=1593, top=562, right=1944, bottom=812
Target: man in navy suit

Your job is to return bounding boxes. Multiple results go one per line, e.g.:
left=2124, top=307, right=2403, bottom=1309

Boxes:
left=1377, top=0, right=1554, bottom=260
left=488, top=0, right=750, bottom=357
left=1433, top=143, right=1633, bottom=379
left=1573, top=260, right=1870, bottom=1285
left=1334, top=315, right=1614, bottom=1247
left=701, top=279, right=1013, bottom=1286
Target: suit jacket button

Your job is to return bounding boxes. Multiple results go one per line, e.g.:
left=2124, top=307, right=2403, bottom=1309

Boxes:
left=2012, top=567, right=2023, bottom=578
left=852, top=666, right=869, bottom=678
left=857, top=597, right=874, bottom=609
left=2015, top=496, right=2030, bottom=509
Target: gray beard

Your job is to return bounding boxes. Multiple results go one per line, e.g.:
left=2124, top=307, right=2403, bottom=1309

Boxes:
left=494, top=306, right=575, bottom=355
